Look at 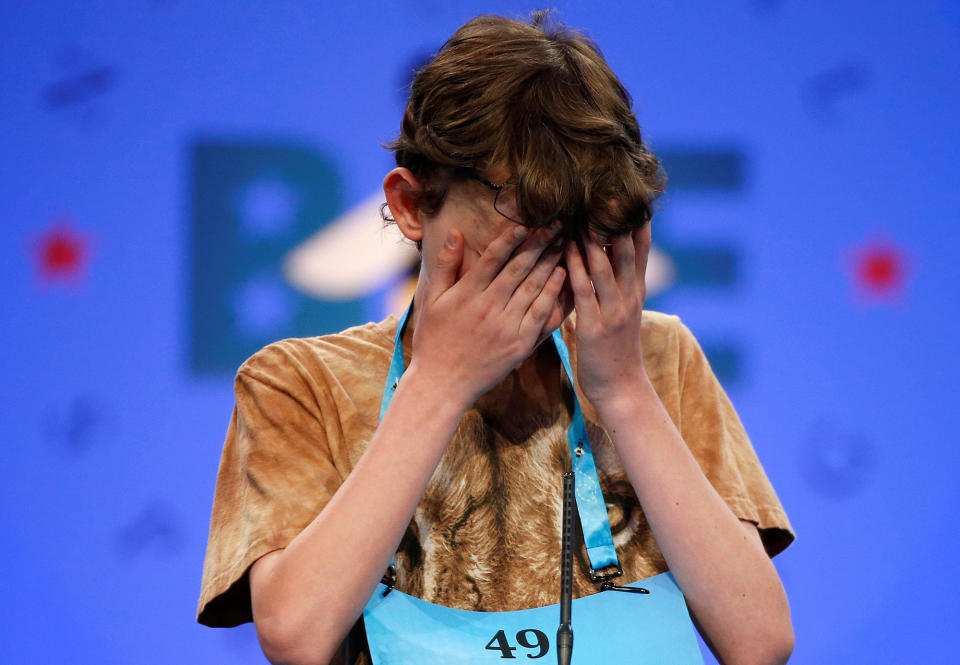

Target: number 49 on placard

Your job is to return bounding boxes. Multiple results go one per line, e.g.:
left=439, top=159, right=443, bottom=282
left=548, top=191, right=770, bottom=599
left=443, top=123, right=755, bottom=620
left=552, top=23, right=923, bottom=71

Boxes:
left=485, top=629, right=550, bottom=659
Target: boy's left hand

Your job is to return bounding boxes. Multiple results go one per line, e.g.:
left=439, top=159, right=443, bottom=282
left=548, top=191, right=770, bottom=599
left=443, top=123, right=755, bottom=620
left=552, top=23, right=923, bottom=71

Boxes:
left=564, top=224, right=652, bottom=410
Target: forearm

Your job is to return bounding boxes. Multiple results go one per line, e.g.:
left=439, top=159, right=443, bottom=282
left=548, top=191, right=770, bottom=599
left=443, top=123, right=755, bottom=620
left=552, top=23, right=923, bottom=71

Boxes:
left=251, top=365, right=470, bottom=665
left=597, top=377, right=793, bottom=665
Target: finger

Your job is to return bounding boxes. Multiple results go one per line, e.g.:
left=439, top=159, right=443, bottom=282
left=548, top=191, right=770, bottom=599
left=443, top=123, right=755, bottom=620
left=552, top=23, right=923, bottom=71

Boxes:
left=610, top=232, right=637, bottom=294
left=487, top=223, right=562, bottom=304
left=504, top=239, right=564, bottom=318
left=539, top=296, right=566, bottom=340
left=633, top=224, right=652, bottom=290
left=565, top=242, right=601, bottom=321
left=519, top=265, right=566, bottom=341
left=423, top=229, right=463, bottom=303
left=581, top=230, right=618, bottom=309
left=462, top=225, right=530, bottom=289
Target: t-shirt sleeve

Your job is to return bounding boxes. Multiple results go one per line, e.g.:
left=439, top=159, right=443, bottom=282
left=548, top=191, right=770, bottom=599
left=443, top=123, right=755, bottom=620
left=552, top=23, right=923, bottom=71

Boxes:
left=674, top=319, right=795, bottom=557
left=197, top=342, right=343, bottom=626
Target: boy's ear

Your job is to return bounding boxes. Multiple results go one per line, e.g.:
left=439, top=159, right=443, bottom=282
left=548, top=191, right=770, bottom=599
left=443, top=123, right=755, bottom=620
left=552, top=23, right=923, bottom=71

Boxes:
left=383, top=168, right=424, bottom=243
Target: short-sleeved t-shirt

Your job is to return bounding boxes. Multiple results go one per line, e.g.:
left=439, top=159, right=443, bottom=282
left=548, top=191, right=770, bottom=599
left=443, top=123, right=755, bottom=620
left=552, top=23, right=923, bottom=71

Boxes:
left=197, top=310, right=794, bottom=641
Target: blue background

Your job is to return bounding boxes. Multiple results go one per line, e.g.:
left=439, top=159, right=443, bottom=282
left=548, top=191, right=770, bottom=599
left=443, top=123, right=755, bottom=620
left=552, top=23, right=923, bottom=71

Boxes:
left=2, top=1, right=958, bottom=663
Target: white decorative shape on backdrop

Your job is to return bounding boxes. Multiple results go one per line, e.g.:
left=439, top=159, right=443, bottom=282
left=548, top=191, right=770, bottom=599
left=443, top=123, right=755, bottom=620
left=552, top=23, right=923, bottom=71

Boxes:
left=283, top=191, right=418, bottom=300
left=645, top=245, right=674, bottom=298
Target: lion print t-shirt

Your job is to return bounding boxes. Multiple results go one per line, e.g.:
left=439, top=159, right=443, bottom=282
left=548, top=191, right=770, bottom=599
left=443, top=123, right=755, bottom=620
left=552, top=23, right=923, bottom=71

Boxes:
left=197, top=311, right=794, bottom=664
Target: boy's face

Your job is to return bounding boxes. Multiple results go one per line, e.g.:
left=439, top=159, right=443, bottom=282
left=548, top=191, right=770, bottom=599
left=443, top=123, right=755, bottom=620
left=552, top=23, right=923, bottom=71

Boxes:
left=419, top=171, right=575, bottom=334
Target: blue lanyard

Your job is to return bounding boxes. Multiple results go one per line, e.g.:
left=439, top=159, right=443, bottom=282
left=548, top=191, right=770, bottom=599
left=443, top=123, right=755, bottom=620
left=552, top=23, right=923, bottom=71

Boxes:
left=379, top=303, right=620, bottom=576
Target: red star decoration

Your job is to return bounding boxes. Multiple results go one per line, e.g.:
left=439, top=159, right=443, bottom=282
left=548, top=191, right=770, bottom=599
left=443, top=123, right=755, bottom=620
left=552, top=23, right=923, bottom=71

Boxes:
left=33, top=218, right=92, bottom=285
left=850, top=240, right=906, bottom=300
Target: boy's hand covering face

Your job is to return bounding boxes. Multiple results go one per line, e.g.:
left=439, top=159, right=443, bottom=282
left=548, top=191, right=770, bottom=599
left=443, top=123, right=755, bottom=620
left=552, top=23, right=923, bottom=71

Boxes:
left=409, top=222, right=568, bottom=406
left=563, top=224, right=652, bottom=405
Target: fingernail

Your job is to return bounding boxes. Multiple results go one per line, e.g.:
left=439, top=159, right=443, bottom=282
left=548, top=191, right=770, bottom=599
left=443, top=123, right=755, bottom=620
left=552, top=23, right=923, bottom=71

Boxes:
left=445, top=230, right=456, bottom=248
left=514, top=226, right=529, bottom=240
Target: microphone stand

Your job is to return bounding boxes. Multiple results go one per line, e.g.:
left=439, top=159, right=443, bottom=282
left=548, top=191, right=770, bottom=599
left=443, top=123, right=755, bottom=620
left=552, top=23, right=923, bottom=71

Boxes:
left=557, top=472, right=574, bottom=665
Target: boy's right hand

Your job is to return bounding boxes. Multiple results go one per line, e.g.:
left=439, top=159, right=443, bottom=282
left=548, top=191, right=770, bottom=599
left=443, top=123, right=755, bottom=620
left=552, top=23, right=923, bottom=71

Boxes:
left=409, top=223, right=566, bottom=407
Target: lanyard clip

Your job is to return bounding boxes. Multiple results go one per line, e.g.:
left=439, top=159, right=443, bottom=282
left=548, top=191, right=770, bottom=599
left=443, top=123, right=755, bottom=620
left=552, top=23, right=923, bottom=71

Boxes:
left=380, top=564, right=396, bottom=597
left=599, top=580, right=650, bottom=594
left=588, top=562, right=623, bottom=584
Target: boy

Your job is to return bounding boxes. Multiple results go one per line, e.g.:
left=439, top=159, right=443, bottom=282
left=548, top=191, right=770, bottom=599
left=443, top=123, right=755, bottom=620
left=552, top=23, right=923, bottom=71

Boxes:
left=199, top=12, right=794, bottom=665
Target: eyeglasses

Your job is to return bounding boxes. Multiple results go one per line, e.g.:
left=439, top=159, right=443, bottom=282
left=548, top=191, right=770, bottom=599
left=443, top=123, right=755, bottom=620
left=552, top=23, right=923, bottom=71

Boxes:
left=455, top=166, right=523, bottom=225
left=454, top=166, right=614, bottom=249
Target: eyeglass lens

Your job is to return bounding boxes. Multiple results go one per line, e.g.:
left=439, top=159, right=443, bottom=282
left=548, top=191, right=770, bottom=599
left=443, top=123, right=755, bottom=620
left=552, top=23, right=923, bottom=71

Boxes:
left=494, top=184, right=522, bottom=224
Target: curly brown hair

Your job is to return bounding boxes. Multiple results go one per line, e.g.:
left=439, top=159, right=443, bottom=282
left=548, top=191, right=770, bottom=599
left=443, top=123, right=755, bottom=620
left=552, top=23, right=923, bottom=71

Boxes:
left=386, top=10, right=665, bottom=239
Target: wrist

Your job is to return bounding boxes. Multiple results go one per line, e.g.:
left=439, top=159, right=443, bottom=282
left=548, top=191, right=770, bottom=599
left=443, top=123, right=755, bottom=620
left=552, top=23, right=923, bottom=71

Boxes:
left=400, top=361, right=476, bottom=416
left=590, top=371, right=658, bottom=426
